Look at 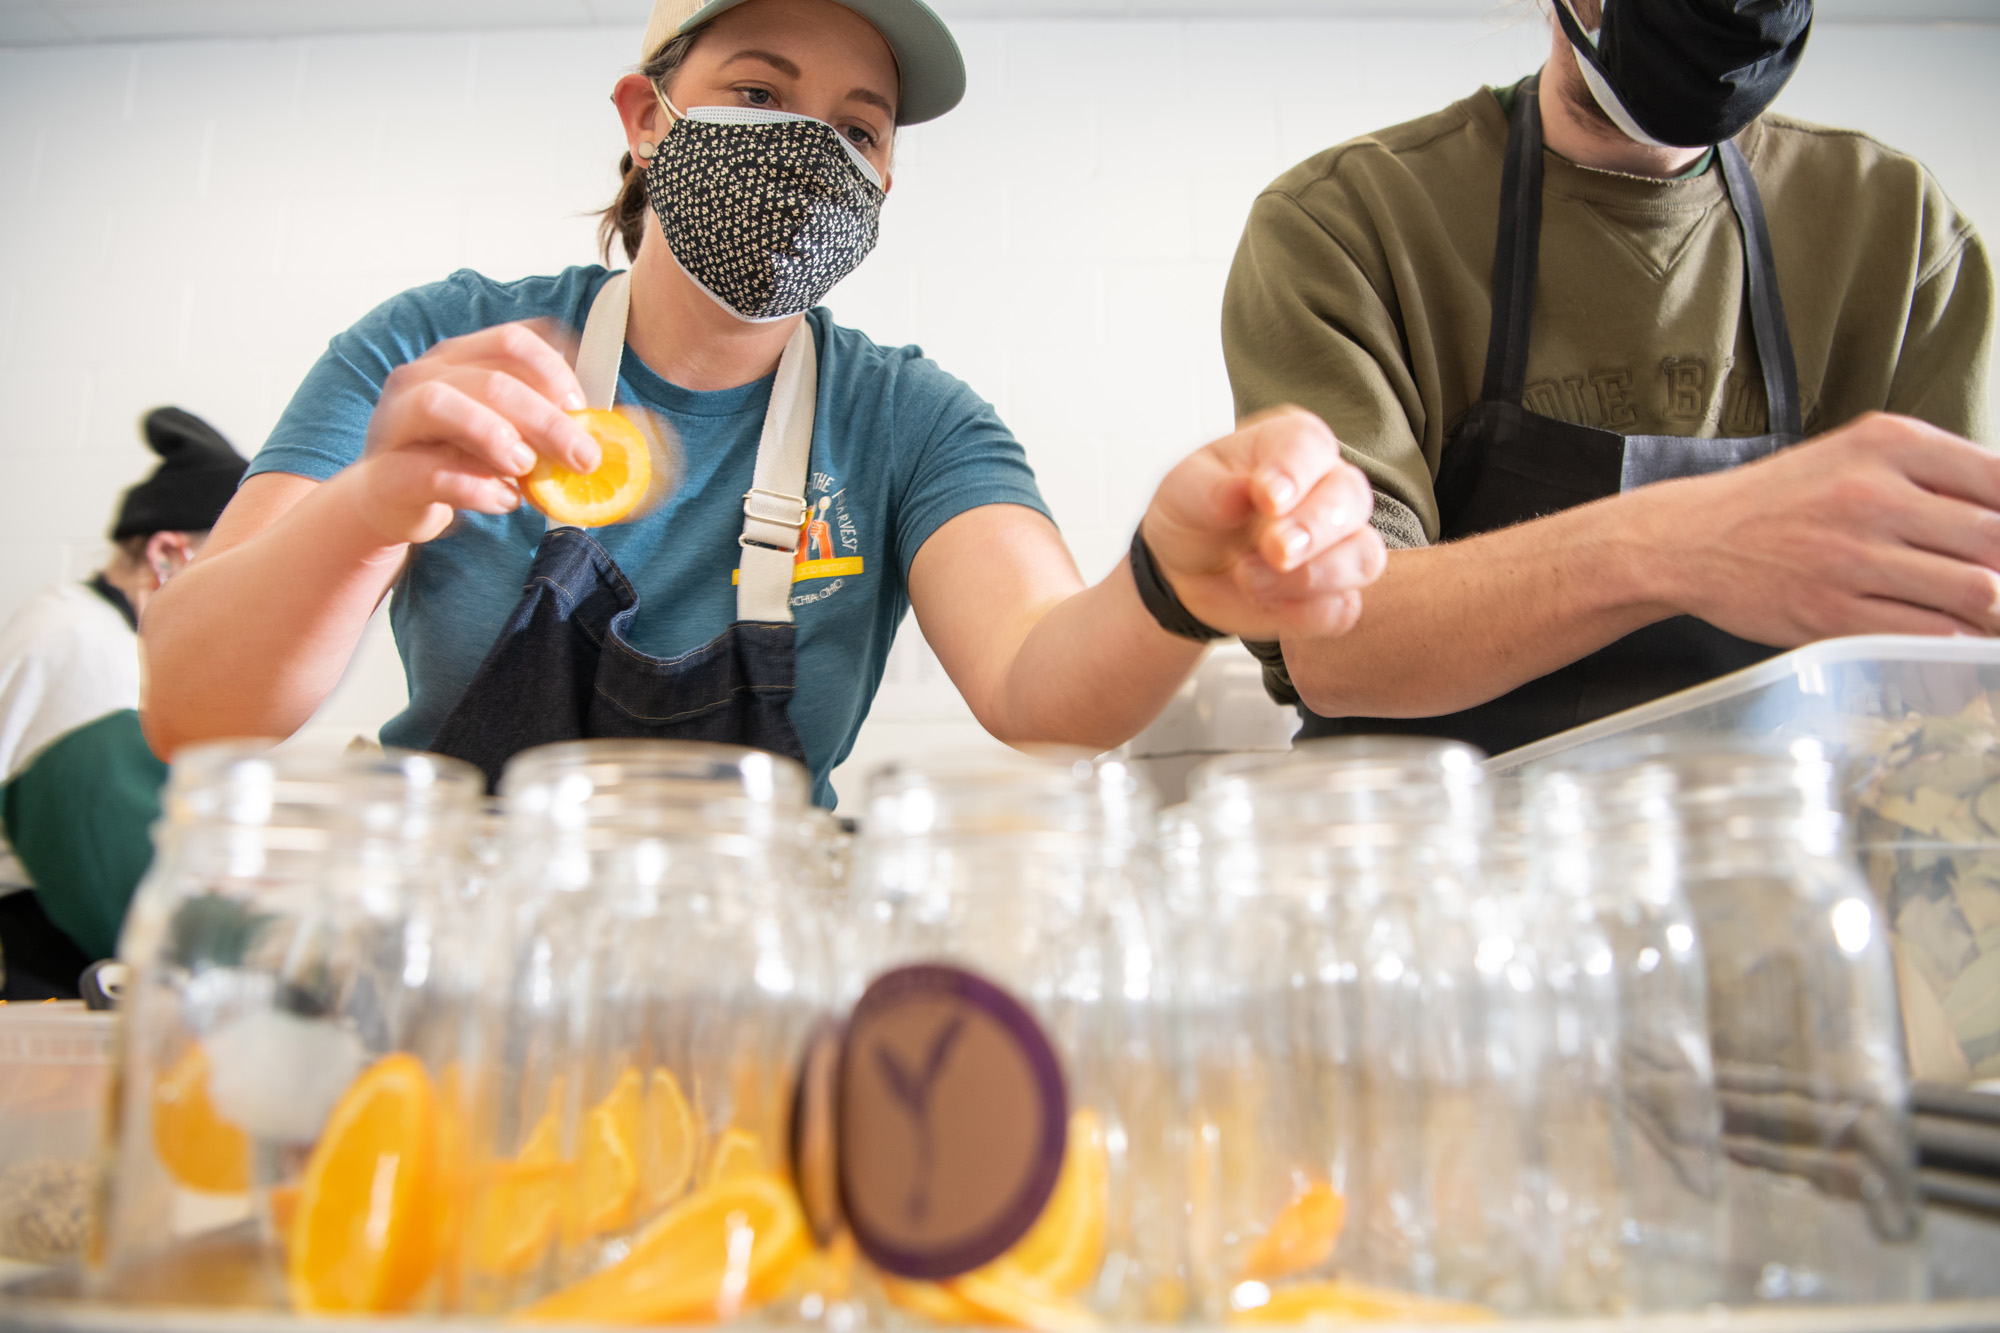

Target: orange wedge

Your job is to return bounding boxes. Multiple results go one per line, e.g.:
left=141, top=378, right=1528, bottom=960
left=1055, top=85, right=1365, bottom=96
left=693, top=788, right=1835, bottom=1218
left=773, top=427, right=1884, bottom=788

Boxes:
left=702, top=1125, right=765, bottom=1186
left=882, top=1274, right=983, bottom=1323
left=152, top=1043, right=250, bottom=1194
left=577, top=1068, right=642, bottom=1238
left=473, top=1110, right=565, bottom=1277
left=1006, top=1108, right=1108, bottom=1294
left=637, top=1068, right=700, bottom=1215
left=1239, top=1182, right=1345, bottom=1282
left=518, top=1172, right=810, bottom=1324
left=523, top=408, right=653, bottom=528
left=288, top=1053, right=441, bottom=1314
left=1229, top=1279, right=1494, bottom=1324
left=952, top=1263, right=1103, bottom=1332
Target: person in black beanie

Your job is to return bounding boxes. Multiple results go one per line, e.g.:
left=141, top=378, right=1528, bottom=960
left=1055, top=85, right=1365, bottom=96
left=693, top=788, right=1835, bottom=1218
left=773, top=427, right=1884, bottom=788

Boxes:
left=0, top=407, right=246, bottom=999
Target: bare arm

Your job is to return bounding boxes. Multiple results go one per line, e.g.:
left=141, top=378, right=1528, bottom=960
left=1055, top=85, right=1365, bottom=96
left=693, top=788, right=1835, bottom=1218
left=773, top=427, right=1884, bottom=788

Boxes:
left=140, top=323, right=602, bottom=758
left=1283, top=413, right=2000, bottom=720
left=912, top=409, right=1385, bottom=749
left=141, top=473, right=408, bottom=753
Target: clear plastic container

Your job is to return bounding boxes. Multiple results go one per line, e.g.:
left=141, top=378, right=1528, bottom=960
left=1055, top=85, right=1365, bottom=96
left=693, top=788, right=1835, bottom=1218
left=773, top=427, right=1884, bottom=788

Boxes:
left=1490, top=636, right=2000, bottom=1086
left=461, top=740, right=830, bottom=1324
left=845, top=750, right=1179, bottom=1328
left=0, top=1002, right=114, bottom=1265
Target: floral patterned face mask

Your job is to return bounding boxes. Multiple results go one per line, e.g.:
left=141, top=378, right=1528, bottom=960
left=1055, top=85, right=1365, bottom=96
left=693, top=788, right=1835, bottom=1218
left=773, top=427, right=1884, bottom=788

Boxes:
left=646, top=95, right=887, bottom=323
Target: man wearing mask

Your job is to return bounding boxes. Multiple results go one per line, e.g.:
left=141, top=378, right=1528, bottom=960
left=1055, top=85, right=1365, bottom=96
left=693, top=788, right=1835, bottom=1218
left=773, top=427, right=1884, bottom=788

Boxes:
left=0, top=408, right=246, bottom=998
left=1224, top=0, right=1995, bottom=755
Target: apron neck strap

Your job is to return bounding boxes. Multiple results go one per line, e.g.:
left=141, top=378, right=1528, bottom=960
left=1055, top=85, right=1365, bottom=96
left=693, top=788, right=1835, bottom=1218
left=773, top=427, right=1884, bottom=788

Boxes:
left=1482, top=76, right=1548, bottom=406
left=1482, top=79, right=1802, bottom=440
left=737, top=320, right=818, bottom=624
left=568, top=271, right=818, bottom=625
left=577, top=271, right=632, bottom=411
left=1716, top=141, right=1803, bottom=439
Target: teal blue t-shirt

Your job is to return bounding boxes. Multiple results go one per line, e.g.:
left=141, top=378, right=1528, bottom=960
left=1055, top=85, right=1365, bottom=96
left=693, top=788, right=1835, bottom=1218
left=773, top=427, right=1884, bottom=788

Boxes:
left=247, top=267, right=1050, bottom=807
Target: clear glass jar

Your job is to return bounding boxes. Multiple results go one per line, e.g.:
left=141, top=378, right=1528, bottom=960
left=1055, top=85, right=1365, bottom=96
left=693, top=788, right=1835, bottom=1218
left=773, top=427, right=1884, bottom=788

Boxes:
left=1527, top=751, right=1727, bottom=1310
left=844, top=750, right=1179, bottom=1328
left=1567, top=739, right=1925, bottom=1304
left=93, top=742, right=479, bottom=1311
left=457, top=740, right=831, bottom=1323
left=1185, top=738, right=1535, bottom=1321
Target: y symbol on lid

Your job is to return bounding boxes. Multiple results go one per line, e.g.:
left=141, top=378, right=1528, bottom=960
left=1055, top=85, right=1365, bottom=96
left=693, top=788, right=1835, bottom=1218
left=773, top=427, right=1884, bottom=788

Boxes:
left=874, top=1011, right=967, bottom=1225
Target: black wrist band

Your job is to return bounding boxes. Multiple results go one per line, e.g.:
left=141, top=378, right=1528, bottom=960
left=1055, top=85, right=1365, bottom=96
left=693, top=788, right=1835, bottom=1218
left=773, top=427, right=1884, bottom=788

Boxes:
left=1130, top=526, right=1227, bottom=643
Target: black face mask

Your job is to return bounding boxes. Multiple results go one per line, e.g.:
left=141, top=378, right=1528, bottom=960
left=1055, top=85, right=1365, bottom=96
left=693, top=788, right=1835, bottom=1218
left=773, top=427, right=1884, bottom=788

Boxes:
left=1556, top=0, right=1813, bottom=148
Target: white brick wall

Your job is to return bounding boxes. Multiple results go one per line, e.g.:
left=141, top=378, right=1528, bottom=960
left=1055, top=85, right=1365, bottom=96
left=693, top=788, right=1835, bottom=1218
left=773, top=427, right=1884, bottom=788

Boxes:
left=1, top=16, right=1995, bottom=811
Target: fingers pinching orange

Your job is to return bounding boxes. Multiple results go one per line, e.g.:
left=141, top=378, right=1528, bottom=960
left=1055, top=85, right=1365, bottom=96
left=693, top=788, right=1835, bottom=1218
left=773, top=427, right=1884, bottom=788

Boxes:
left=523, top=410, right=655, bottom=529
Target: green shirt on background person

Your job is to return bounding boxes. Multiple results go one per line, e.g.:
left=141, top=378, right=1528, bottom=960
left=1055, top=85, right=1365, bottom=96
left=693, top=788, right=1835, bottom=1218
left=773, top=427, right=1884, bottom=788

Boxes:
left=1224, top=72, right=1993, bottom=719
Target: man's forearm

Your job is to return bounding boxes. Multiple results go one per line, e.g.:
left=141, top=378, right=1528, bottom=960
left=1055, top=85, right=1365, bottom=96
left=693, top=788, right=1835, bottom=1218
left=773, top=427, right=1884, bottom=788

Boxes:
left=1282, top=488, right=1675, bottom=719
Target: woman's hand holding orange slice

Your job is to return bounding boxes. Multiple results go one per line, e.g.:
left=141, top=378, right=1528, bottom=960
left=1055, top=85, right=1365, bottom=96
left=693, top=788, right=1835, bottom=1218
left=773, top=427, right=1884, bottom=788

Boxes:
left=348, top=322, right=603, bottom=546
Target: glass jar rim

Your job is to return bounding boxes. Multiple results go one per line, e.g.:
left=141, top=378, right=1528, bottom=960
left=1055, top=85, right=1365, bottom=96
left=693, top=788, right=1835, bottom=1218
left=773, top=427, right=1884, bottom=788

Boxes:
left=500, top=740, right=813, bottom=830
left=864, top=748, right=1154, bottom=841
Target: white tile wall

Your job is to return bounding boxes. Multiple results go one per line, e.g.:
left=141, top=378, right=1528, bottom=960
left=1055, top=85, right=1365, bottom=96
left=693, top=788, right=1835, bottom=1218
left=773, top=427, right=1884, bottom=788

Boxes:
left=1, top=15, right=1996, bottom=811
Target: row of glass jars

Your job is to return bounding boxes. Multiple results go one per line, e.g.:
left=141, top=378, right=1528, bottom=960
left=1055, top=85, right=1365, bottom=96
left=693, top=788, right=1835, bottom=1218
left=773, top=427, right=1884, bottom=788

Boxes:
left=87, top=733, right=1927, bottom=1325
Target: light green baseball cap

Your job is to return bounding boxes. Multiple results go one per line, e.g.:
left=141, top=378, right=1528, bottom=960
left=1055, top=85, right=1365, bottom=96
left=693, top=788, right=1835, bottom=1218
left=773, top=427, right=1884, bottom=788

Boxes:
left=641, top=0, right=966, bottom=126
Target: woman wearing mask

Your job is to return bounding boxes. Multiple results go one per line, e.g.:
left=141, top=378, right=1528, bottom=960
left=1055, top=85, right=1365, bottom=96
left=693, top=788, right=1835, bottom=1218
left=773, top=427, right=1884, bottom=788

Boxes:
left=141, top=0, right=1386, bottom=803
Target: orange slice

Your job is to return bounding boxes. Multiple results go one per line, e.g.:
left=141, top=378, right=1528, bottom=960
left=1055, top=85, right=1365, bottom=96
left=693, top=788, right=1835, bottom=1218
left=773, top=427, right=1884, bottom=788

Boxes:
left=951, top=1263, right=1103, bottom=1332
left=881, top=1274, right=983, bottom=1323
left=1005, top=1108, right=1108, bottom=1294
left=702, top=1125, right=765, bottom=1186
left=152, top=1043, right=251, bottom=1194
left=637, top=1068, right=700, bottom=1214
left=518, top=1172, right=810, bottom=1324
left=288, top=1053, right=441, bottom=1314
left=473, top=1110, right=565, bottom=1277
left=1228, top=1279, right=1493, bottom=1324
left=523, top=408, right=653, bottom=528
left=1239, top=1182, right=1345, bottom=1282
left=577, top=1068, right=642, bottom=1238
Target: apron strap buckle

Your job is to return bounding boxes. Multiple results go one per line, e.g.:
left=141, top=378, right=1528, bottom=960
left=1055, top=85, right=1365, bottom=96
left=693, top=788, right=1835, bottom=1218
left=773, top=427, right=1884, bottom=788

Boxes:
left=743, top=487, right=810, bottom=552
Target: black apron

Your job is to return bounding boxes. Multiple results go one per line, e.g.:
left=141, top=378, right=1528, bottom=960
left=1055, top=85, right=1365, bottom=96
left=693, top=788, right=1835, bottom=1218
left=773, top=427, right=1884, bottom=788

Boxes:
left=428, top=271, right=813, bottom=791
left=1302, top=78, right=1804, bottom=758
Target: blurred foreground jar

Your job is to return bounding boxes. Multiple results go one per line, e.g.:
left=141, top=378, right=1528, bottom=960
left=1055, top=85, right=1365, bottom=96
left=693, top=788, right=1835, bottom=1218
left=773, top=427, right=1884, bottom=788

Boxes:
left=1527, top=757, right=1726, bottom=1310
left=1186, top=739, right=1531, bottom=1324
left=92, top=742, right=479, bottom=1312
left=1571, top=740, right=1925, bottom=1305
left=845, top=751, right=1177, bottom=1330
left=459, top=741, right=833, bottom=1325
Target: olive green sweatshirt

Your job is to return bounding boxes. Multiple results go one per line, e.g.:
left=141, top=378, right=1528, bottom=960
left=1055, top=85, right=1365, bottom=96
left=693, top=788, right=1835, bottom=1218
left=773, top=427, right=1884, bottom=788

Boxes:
left=1223, top=84, right=1995, bottom=555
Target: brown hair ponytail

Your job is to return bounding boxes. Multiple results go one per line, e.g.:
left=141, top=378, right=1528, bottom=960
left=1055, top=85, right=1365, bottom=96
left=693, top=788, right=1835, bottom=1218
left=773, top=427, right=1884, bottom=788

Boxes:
left=597, top=31, right=700, bottom=264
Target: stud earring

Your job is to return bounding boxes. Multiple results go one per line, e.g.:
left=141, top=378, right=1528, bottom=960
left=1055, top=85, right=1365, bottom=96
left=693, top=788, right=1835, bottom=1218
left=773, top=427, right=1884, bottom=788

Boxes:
left=636, top=140, right=657, bottom=160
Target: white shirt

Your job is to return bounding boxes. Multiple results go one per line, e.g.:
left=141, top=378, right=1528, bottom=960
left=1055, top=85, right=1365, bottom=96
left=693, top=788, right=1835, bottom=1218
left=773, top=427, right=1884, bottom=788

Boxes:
left=0, top=582, right=141, bottom=892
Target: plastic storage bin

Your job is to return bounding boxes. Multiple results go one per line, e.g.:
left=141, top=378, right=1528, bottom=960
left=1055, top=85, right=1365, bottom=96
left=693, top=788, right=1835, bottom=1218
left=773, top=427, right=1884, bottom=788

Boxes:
left=1489, top=635, right=2000, bottom=1085
left=0, top=1002, right=116, bottom=1265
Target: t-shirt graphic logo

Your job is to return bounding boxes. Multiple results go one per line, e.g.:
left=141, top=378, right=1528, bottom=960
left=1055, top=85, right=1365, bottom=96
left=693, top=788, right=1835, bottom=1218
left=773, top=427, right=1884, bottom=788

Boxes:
left=874, top=1012, right=966, bottom=1224
left=797, top=495, right=839, bottom=564
left=737, top=477, right=864, bottom=603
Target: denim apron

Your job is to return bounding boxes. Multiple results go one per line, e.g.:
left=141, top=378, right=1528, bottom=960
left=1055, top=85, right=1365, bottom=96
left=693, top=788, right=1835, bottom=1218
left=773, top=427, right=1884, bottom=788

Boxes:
left=429, top=271, right=814, bottom=790
left=1301, top=78, right=1805, bottom=757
